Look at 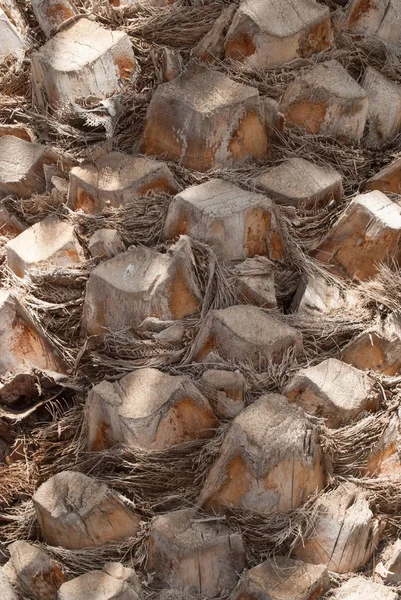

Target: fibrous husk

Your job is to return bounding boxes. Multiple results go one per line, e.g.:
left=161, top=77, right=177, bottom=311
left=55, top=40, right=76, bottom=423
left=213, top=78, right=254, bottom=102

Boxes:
left=321, top=410, right=396, bottom=478
left=224, top=498, right=318, bottom=564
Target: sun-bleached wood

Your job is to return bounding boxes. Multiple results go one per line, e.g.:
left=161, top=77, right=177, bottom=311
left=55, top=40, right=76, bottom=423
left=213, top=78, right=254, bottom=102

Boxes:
left=200, top=394, right=325, bottom=514
left=225, top=0, right=332, bottom=69
left=312, top=191, right=401, bottom=281
left=85, top=368, right=217, bottom=451
left=192, top=305, right=303, bottom=367
left=163, top=179, right=284, bottom=261
left=33, top=471, right=141, bottom=549
left=140, top=67, right=268, bottom=171
left=147, top=508, right=246, bottom=598
left=81, top=237, right=202, bottom=336
left=68, top=152, right=179, bottom=214
left=31, top=19, right=135, bottom=110
left=280, top=60, right=368, bottom=143
left=293, top=484, right=384, bottom=573
left=6, top=216, right=84, bottom=278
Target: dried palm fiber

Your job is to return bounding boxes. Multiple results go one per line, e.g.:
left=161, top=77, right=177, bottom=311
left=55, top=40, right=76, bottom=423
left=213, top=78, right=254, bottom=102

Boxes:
left=3, top=194, right=235, bottom=373
left=24, top=107, right=108, bottom=158
left=164, top=163, right=212, bottom=191
left=0, top=500, right=37, bottom=545
left=0, top=56, right=30, bottom=100
left=224, top=496, right=319, bottom=565
left=284, top=312, right=366, bottom=361
left=79, top=332, right=189, bottom=381
left=75, top=192, right=172, bottom=248
left=122, top=1, right=234, bottom=51
left=0, top=405, right=80, bottom=541
left=0, top=462, right=36, bottom=510
left=0, top=94, right=26, bottom=128
left=321, top=410, right=395, bottom=478
left=29, top=401, right=84, bottom=474
left=3, top=267, right=89, bottom=365
left=66, top=0, right=92, bottom=11
left=347, top=475, right=401, bottom=536
left=58, top=437, right=219, bottom=513
left=157, top=589, right=209, bottom=600
left=235, top=348, right=304, bottom=395
left=166, top=362, right=212, bottom=380
left=318, top=0, right=348, bottom=9
left=283, top=266, right=373, bottom=360
left=42, top=531, right=148, bottom=579
left=0, top=384, right=70, bottom=423
left=0, top=403, right=83, bottom=519
left=1, top=274, right=77, bottom=359
left=190, top=346, right=303, bottom=394
left=21, top=267, right=89, bottom=305
left=2, top=190, right=70, bottom=227
left=272, top=266, right=299, bottom=310
left=24, top=75, right=116, bottom=156
left=112, top=42, right=161, bottom=151
left=5, top=188, right=171, bottom=252
left=360, top=263, right=401, bottom=314
left=10, top=403, right=225, bottom=557
left=0, top=1, right=31, bottom=106
left=0, top=240, right=8, bottom=286
left=0, top=418, right=14, bottom=445
left=13, top=0, right=46, bottom=41
left=335, top=31, right=401, bottom=84
left=186, top=237, right=237, bottom=315
left=165, top=343, right=302, bottom=409
left=283, top=197, right=348, bottom=253
left=272, top=212, right=332, bottom=286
